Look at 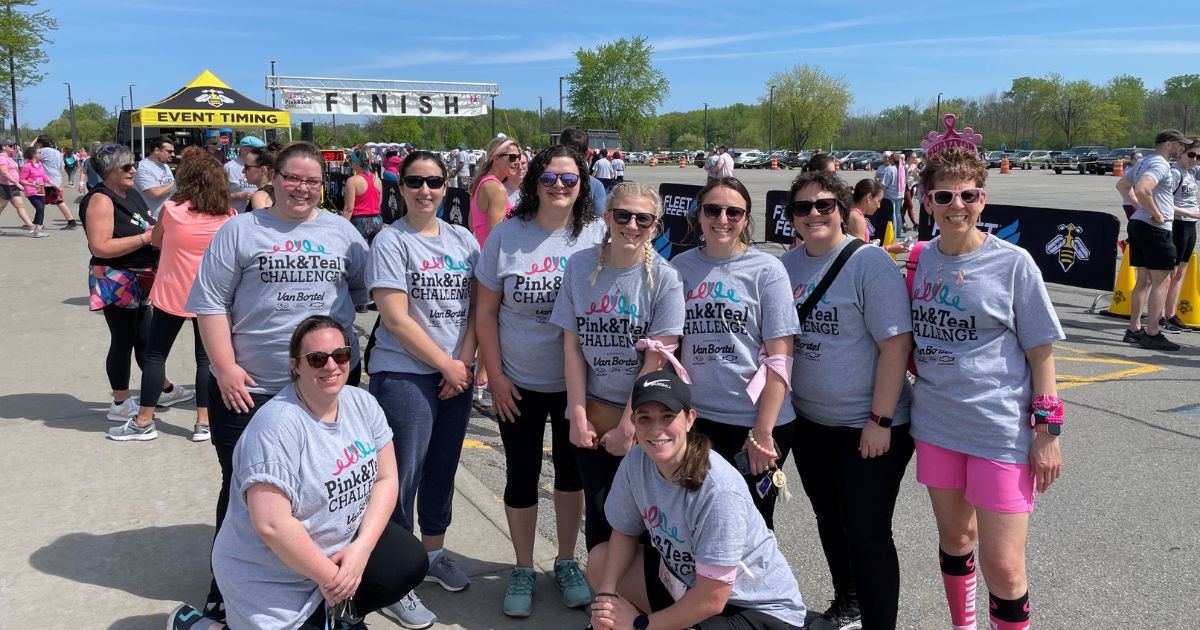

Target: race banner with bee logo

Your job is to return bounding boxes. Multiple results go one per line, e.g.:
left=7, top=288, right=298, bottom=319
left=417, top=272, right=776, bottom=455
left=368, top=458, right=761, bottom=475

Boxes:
left=918, top=204, right=1120, bottom=290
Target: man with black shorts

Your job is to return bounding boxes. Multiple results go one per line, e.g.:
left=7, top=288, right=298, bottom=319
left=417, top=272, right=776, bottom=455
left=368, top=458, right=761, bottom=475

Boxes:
left=0, top=139, right=35, bottom=235
left=1117, top=129, right=1189, bottom=351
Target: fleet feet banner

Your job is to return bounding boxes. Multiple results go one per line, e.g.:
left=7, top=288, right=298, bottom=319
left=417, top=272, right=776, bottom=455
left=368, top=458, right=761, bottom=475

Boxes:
left=281, top=89, right=488, bottom=117
left=765, top=190, right=798, bottom=245
left=657, top=183, right=704, bottom=259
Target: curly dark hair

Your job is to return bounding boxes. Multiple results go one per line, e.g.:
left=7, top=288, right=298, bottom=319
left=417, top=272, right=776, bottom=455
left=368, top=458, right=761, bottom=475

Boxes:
left=510, top=145, right=596, bottom=238
left=788, top=170, right=853, bottom=229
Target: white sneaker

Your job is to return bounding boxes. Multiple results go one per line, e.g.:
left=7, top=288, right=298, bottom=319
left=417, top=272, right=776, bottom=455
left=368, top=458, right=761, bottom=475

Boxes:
left=107, top=398, right=141, bottom=422
left=191, top=423, right=211, bottom=442
left=382, top=591, right=436, bottom=629
left=158, top=384, right=195, bottom=407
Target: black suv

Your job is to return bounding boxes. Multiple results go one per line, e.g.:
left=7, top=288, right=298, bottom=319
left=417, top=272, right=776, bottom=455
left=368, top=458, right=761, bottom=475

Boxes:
left=1089, top=148, right=1149, bottom=175
left=1052, top=146, right=1109, bottom=174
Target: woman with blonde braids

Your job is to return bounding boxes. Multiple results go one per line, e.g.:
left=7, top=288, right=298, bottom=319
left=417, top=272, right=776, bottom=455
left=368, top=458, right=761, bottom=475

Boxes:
left=469, top=136, right=522, bottom=247
left=550, top=181, right=686, bottom=556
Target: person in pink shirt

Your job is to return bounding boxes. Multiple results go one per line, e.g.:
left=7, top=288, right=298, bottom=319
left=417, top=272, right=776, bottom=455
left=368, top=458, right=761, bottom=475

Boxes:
left=0, top=139, right=35, bottom=235
left=19, top=145, right=53, bottom=237
left=107, top=149, right=235, bottom=442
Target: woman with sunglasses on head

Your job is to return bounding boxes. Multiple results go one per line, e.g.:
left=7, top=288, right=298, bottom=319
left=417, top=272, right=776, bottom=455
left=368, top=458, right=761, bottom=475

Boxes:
left=168, top=316, right=428, bottom=630
left=345, top=147, right=384, bottom=245
left=669, top=177, right=801, bottom=530
left=475, top=145, right=606, bottom=618
left=365, top=151, right=479, bottom=629
left=186, top=141, right=370, bottom=622
left=244, top=147, right=276, bottom=211
left=107, top=151, right=235, bottom=443
left=781, top=170, right=914, bottom=630
left=910, top=140, right=1063, bottom=630
left=588, top=369, right=808, bottom=630
left=1162, top=139, right=1200, bottom=333
left=469, top=136, right=522, bottom=248
left=550, top=182, right=685, bottom=556
left=80, top=144, right=194, bottom=426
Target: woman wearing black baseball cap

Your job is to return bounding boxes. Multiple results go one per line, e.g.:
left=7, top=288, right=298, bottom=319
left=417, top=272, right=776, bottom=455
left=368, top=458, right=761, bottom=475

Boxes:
left=588, top=369, right=807, bottom=630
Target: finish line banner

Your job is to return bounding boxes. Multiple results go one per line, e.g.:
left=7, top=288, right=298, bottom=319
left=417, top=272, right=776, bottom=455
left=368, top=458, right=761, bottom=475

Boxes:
left=281, top=89, right=488, bottom=117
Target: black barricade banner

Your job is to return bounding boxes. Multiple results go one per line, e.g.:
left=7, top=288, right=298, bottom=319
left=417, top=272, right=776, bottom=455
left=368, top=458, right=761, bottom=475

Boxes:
left=765, top=190, right=797, bottom=245
left=322, top=172, right=348, bottom=212
left=381, top=179, right=401, bottom=224
left=440, top=187, right=470, bottom=228
left=658, top=183, right=703, bottom=259
left=917, top=204, right=1119, bottom=291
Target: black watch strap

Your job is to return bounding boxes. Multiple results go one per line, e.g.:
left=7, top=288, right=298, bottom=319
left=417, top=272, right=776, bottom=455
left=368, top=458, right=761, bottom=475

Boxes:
left=634, top=613, right=650, bottom=629
left=869, top=412, right=893, bottom=428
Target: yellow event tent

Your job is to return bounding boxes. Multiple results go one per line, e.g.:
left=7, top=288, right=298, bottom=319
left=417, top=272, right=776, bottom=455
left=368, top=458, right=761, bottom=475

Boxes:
left=130, top=70, right=292, bottom=153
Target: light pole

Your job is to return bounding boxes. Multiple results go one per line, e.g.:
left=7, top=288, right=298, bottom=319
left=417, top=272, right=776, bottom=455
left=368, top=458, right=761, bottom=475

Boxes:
left=128, top=84, right=136, bottom=110
left=558, top=76, right=566, bottom=132
left=768, top=85, right=776, bottom=153
left=270, top=60, right=277, bottom=107
left=935, top=92, right=943, bottom=128
left=538, top=96, right=543, bottom=136
left=703, top=102, right=709, bottom=149
left=63, top=82, right=78, bottom=151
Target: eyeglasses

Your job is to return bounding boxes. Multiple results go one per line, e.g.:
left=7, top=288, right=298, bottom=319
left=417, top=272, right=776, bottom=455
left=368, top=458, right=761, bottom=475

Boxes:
left=700, top=203, right=747, bottom=222
left=279, top=172, right=324, bottom=189
left=242, top=162, right=259, bottom=169
left=1187, top=151, right=1200, bottom=159
left=402, top=175, right=446, bottom=189
left=120, top=163, right=137, bottom=173
left=98, top=144, right=125, bottom=155
left=611, top=208, right=657, bottom=228
left=929, top=188, right=985, bottom=206
left=298, top=346, right=352, bottom=369
left=786, top=198, right=839, bottom=217
left=498, top=153, right=521, bottom=162
left=538, top=172, right=580, bottom=188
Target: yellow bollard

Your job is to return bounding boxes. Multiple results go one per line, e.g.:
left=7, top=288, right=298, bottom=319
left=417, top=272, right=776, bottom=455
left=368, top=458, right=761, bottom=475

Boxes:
left=1175, top=252, right=1200, bottom=327
left=1104, top=242, right=1137, bottom=317
left=882, top=220, right=897, bottom=260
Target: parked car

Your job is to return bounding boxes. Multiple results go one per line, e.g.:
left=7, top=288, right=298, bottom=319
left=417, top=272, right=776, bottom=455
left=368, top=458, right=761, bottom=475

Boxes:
left=1009, top=150, right=1032, bottom=169
left=734, top=150, right=764, bottom=167
left=1052, top=145, right=1109, bottom=174
left=1090, top=148, right=1150, bottom=175
left=844, top=151, right=882, bottom=171
left=831, top=150, right=854, bottom=163
left=985, top=151, right=1011, bottom=168
left=1023, top=150, right=1054, bottom=169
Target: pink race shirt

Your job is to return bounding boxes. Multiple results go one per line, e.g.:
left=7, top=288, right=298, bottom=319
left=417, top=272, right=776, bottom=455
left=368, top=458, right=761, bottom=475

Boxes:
left=150, top=200, right=235, bottom=316
left=0, top=154, right=19, bottom=186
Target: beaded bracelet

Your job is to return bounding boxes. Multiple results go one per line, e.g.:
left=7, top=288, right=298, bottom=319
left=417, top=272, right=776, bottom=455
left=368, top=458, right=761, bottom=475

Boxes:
left=747, top=430, right=777, bottom=458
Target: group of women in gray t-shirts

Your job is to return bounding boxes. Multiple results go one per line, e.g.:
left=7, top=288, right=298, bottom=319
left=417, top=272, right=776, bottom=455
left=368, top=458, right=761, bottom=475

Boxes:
left=164, top=140, right=1063, bottom=630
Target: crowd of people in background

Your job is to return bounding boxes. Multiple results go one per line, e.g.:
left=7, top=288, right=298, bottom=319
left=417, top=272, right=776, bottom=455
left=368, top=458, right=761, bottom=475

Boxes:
left=5, top=114, right=1079, bottom=630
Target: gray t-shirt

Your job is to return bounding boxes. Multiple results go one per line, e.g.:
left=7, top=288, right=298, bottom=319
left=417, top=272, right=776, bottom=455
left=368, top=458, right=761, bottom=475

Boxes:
left=212, top=385, right=392, bottom=630
left=476, top=217, right=606, bottom=392
left=605, top=446, right=807, bottom=626
left=550, top=247, right=686, bottom=406
left=1171, top=164, right=1197, bottom=223
left=134, top=159, right=174, bottom=219
left=909, top=235, right=1064, bottom=464
left=366, top=218, right=480, bottom=375
left=781, top=237, right=913, bottom=428
left=592, top=157, right=615, bottom=179
left=875, top=164, right=900, bottom=199
left=226, top=158, right=257, bottom=213
left=672, top=248, right=802, bottom=427
left=186, top=210, right=369, bottom=394
left=1127, top=155, right=1175, bottom=230
left=38, top=147, right=64, bottom=185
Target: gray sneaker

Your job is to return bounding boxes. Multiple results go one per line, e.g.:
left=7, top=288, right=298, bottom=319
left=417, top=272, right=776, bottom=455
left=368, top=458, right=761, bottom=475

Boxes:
left=107, top=417, right=158, bottom=441
left=107, top=398, right=141, bottom=422
left=158, top=384, right=196, bottom=407
left=383, top=591, right=436, bottom=629
left=424, top=552, right=470, bottom=591
left=191, top=423, right=211, bottom=442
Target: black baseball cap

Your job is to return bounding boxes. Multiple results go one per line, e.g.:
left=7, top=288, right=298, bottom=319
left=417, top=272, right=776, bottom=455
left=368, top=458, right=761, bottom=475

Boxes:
left=0, top=139, right=15, bottom=147
left=631, top=370, right=691, bottom=414
left=1155, top=129, right=1189, bottom=145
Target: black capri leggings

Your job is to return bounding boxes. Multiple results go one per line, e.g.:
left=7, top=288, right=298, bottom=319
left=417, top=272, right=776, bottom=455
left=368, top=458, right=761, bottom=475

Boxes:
left=693, top=418, right=795, bottom=530
left=497, top=386, right=583, bottom=508
left=138, top=310, right=210, bottom=409
left=101, top=304, right=151, bottom=392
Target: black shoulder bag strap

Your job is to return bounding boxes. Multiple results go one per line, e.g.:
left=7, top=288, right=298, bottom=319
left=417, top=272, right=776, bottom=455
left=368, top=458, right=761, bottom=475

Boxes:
left=796, top=239, right=866, bottom=323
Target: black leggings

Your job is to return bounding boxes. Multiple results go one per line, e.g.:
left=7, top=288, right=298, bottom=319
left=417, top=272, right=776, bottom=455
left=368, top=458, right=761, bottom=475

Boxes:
left=571, top=444, right=623, bottom=550
left=497, top=386, right=582, bottom=508
left=137, top=311, right=210, bottom=409
left=793, top=416, right=914, bottom=630
left=693, top=418, right=795, bottom=530
left=297, top=521, right=429, bottom=627
left=27, top=195, right=44, bottom=226
left=101, top=304, right=151, bottom=392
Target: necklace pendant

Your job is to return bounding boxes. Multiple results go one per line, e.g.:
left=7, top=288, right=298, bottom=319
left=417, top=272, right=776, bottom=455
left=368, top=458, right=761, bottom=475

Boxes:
left=956, top=268, right=967, bottom=287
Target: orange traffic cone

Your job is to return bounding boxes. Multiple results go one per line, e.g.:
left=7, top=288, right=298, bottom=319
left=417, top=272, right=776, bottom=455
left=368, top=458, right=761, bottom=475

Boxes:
left=1113, top=159, right=1125, bottom=177
left=1102, top=241, right=1137, bottom=317
left=679, top=156, right=686, bottom=168
left=1000, top=157, right=1011, bottom=174
left=1175, top=252, right=1200, bottom=327
left=771, top=158, right=778, bottom=170
left=650, top=157, right=657, bottom=167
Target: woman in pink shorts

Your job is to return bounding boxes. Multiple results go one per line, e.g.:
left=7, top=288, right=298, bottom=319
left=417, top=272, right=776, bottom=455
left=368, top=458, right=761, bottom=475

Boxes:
left=908, top=118, right=1064, bottom=630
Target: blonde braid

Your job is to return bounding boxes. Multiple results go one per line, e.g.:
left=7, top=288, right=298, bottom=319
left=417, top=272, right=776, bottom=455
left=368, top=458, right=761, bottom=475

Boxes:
left=589, top=232, right=611, bottom=286
left=643, top=239, right=656, bottom=289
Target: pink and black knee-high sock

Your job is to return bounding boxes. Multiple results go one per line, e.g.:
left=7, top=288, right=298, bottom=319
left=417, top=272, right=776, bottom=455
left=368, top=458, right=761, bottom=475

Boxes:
left=988, top=591, right=1031, bottom=629
left=939, top=548, right=977, bottom=629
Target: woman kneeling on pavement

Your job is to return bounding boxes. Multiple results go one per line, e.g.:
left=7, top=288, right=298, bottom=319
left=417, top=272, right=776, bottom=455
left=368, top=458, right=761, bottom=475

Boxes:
left=365, top=151, right=479, bottom=628
left=588, top=369, right=807, bottom=630
left=169, top=316, right=427, bottom=629
left=910, top=137, right=1064, bottom=630
left=782, top=170, right=914, bottom=630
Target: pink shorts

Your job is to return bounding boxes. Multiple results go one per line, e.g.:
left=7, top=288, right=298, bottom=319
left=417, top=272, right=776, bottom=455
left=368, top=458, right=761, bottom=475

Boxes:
left=914, top=439, right=1034, bottom=513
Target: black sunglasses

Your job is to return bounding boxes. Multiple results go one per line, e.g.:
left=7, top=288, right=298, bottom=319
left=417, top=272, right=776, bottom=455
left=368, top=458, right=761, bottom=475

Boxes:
left=403, top=175, right=446, bottom=189
left=611, top=208, right=657, bottom=228
left=700, top=203, right=747, bottom=222
left=298, top=346, right=351, bottom=369
left=538, top=172, right=580, bottom=188
left=786, top=198, right=839, bottom=217
left=498, top=153, right=521, bottom=162
left=1188, top=151, right=1200, bottom=159
left=120, top=163, right=137, bottom=173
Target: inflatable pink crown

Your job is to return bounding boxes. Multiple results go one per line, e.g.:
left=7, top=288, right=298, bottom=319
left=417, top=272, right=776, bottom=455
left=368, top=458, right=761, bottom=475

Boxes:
left=921, top=114, right=983, bottom=157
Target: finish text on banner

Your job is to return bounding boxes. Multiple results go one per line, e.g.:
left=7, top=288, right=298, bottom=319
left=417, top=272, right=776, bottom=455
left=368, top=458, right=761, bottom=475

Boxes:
left=657, top=183, right=703, bottom=260
left=281, top=89, right=488, bottom=117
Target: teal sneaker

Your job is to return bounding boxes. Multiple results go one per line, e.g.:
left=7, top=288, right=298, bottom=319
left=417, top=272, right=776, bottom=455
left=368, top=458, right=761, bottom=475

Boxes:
left=502, top=566, right=537, bottom=618
left=554, top=558, right=592, bottom=608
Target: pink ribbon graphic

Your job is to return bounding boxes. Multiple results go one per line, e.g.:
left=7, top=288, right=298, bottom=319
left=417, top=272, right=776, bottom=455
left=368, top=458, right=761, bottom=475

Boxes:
left=745, top=348, right=793, bottom=403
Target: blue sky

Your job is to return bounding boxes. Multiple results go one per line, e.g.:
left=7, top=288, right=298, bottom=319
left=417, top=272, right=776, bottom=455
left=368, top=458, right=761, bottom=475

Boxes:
left=21, top=0, right=1200, bottom=128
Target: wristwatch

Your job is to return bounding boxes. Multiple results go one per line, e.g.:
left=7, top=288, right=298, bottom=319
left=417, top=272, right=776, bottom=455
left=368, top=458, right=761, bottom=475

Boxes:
left=633, top=613, right=650, bottom=629
left=1034, top=419, right=1062, bottom=436
left=869, top=412, right=893, bottom=428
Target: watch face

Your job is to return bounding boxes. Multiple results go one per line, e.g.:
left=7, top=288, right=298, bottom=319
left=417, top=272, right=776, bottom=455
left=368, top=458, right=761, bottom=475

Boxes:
left=634, top=614, right=650, bottom=630
left=1047, top=423, right=1061, bottom=436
